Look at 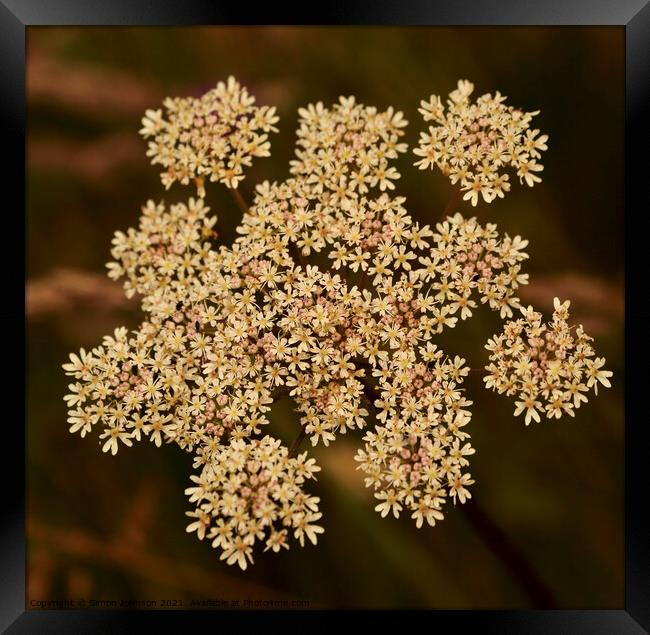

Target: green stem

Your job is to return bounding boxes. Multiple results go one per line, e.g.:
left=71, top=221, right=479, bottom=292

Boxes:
left=443, top=184, right=463, bottom=217
left=288, top=426, right=307, bottom=458
left=288, top=243, right=306, bottom=268
left=229, top=187, right=249, bottom=214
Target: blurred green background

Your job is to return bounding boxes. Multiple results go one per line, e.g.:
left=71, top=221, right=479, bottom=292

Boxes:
left=26, top=26, right=624, bottom=609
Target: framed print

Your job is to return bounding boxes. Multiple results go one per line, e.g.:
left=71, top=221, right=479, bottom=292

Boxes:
left=7, top=0, right=650, bottom=631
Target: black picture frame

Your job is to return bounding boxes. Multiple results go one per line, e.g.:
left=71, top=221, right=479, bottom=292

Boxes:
left=8, top=1, right=649, bottom=631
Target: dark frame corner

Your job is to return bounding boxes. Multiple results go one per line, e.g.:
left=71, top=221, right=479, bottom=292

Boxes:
left=7, top=0, right=650, bottom=632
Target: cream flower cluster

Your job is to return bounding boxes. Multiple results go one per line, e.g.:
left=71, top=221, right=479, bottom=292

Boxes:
left=418, top=213, right=529, bottom=320
left=355, top=347, right=475, bottom=527
left=484, top=298, right=612, bottom=424
left=185, top=437, right=322, bottom=570
left=413, top=79, right=548, bottom=206
left=140, top=76, right=279, bottom=193
left=106, top=197, right=217, bottom=308
left=63, top=77, right=610, bottom=570
left=290, top=96, right=408, bottom=198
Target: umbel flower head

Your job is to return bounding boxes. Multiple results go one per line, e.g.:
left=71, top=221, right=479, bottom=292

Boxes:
left=484, top=297, right=612, bottom=425
left=140, top=76, right=279, bottom=195
left=413, top=79, right=549, bottom=206
left=290, top=96, right=408, bottom=198
left=185, top=436, right=322, bottom=570
left=63, top=76, right=611, bottom=570
left=355, top=348, right=475, bottom=528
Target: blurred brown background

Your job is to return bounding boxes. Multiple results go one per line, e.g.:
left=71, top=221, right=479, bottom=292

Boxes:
left=26, top=26, right=624, bottom=609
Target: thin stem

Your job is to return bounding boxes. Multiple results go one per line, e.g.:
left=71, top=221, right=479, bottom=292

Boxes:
left=357, top=268, right=367, bottom=291
left=287, top=426, right=307, bottom=459
left=288, top=243, right=306, bottom=268
left=194, top=177, right=206, bottom=198
left=460, top=497, right=559, bottom=608
left=443, top=184, right=463, bottom=217
left=229, top=187, right=249, bottom=214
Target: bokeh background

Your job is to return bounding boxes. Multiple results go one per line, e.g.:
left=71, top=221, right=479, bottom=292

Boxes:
left=26, top=27, right=624, bottom=609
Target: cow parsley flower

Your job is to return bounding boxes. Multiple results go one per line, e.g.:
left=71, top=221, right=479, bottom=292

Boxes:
left=62, top=78, right=610, bottom=569
left=290, top=96, right=408, bottom=200
left=141, top=76, right=279, bottom=194
left=355, top=350, right=475, bottom=525
left=413, top=79, right=548, bottom=205
left=185, top=436, right=322, bottom=570
left=484, top=297, right=612, bottom=423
